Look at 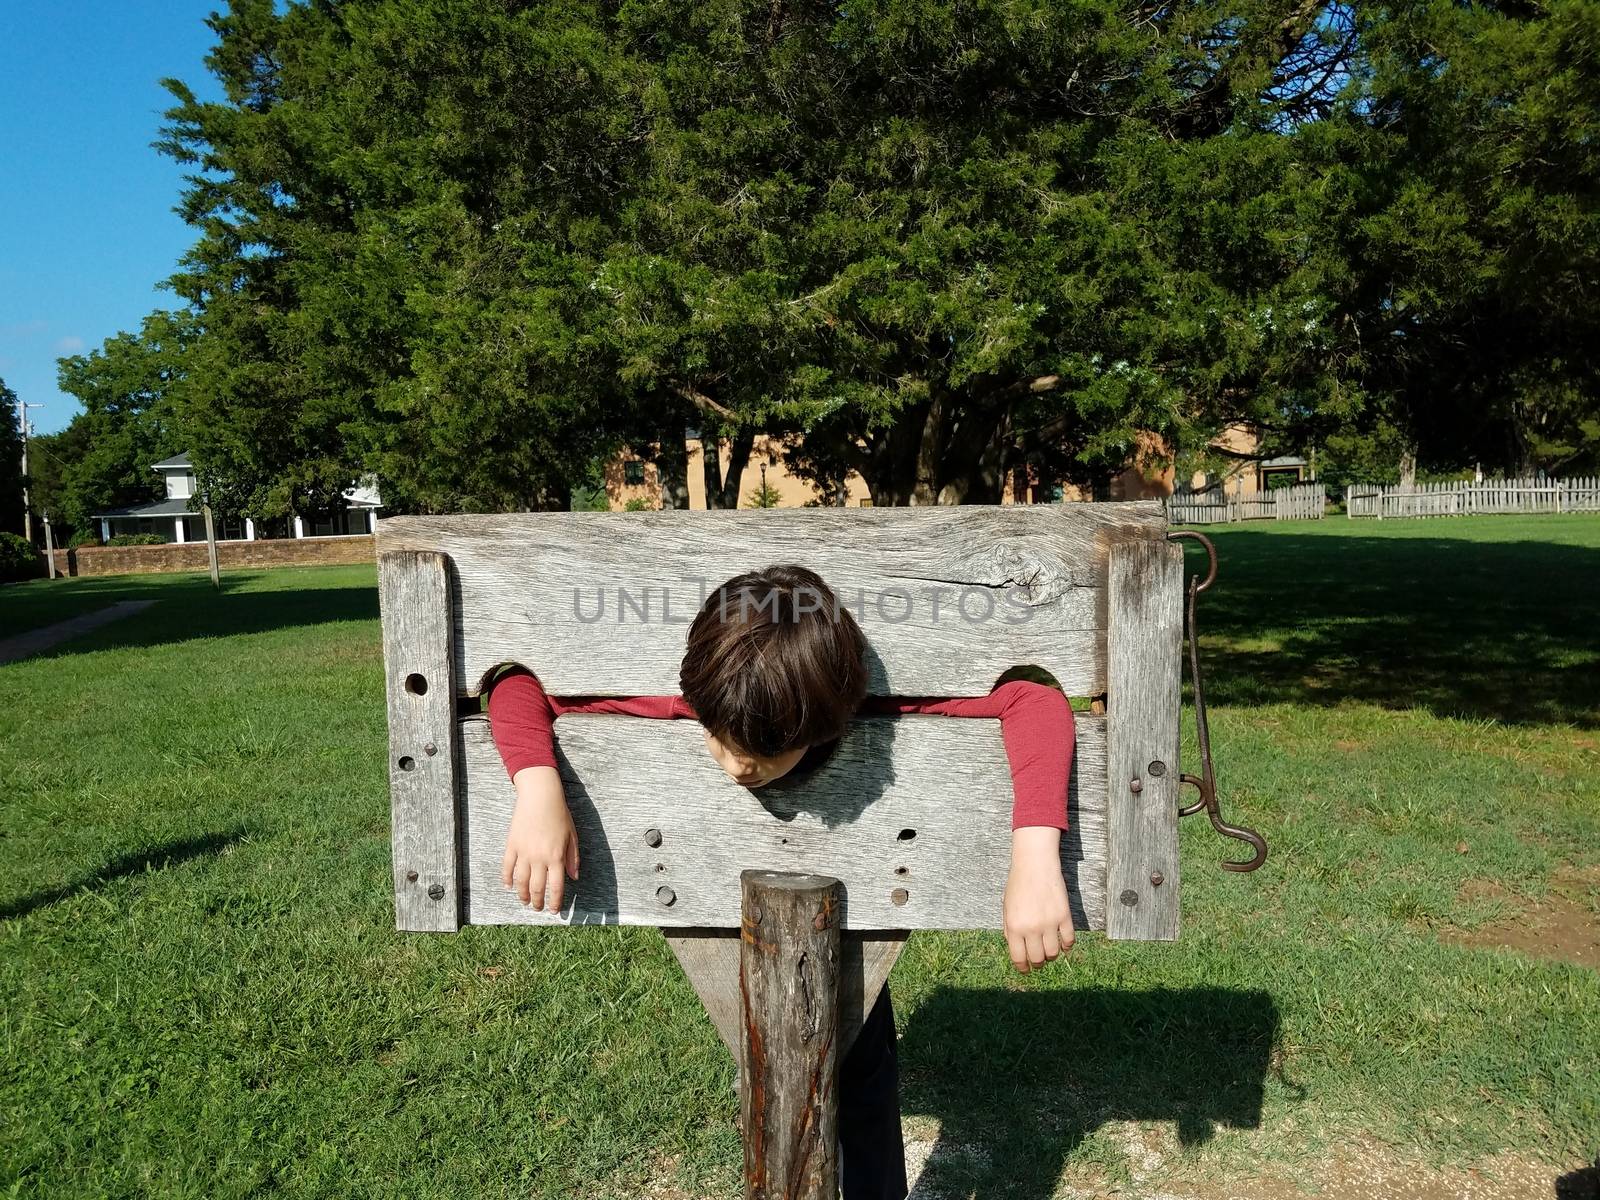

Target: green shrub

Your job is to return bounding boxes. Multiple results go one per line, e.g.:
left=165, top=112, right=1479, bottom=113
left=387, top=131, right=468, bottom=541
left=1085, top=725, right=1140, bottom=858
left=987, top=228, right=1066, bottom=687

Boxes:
left=0, top=531, right=43, bottom=583
left=67, top=528, right=102, bottom=549
left=106, top=533, right=169, bottom=547
left=622, top=497, right=654, bottom=512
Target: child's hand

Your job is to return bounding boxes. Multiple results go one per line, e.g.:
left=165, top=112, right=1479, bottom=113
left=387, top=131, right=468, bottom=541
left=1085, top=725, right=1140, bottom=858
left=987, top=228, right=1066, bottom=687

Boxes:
left=1003, top=827, right=1075, bottom=973
left=502, top=765, right=579, bottom=913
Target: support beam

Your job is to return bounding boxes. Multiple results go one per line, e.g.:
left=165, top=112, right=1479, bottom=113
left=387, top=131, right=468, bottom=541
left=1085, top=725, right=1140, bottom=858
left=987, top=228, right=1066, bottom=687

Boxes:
left=379, top=550, right=462, bottom=931
left=1105, top=537, right=1183, bottom=939
left=740, top=870, right=841, bottom=1200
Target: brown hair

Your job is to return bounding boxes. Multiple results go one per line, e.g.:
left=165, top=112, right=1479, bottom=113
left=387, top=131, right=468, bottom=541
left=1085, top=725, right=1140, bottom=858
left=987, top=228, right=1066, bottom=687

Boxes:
left=679, top=564, right=868, bottom=758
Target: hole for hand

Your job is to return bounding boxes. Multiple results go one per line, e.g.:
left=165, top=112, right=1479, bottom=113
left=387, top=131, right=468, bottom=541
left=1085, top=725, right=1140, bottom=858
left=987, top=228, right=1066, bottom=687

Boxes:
left=404, top=673, right=428, bottom=696
left=397, top=756, right=416, bottom=772
left=890, top=888, right=909, bottom=906
left=897, top=828, right=916, bottom=842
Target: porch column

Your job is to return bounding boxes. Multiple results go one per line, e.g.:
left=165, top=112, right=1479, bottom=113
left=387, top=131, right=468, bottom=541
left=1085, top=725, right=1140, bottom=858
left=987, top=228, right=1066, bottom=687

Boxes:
left=367, top=509, right=377, bottom=533
left=293, top=516, right=305, bottom=539
left=173, top=517, right=187, bottom=544
left=244, top=518, right=256, bottom=541
left=100, top=518, right=111, bottom=543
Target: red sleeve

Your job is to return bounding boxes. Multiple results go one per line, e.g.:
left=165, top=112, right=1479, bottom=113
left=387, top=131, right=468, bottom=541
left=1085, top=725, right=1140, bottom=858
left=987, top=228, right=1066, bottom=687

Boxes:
left=485, top=667, right=694, bottom=780
left=863, top=681, right=1073, bottom=832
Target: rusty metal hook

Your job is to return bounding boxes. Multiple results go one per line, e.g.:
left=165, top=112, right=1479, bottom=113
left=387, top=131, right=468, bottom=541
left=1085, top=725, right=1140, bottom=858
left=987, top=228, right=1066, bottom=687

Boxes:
left=1165, top=531, right=1268, bottom=873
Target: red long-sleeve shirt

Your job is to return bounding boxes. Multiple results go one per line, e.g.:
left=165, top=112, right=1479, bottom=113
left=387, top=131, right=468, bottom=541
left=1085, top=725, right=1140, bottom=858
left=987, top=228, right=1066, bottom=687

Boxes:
left=485, top=670, right=1073, bottom=831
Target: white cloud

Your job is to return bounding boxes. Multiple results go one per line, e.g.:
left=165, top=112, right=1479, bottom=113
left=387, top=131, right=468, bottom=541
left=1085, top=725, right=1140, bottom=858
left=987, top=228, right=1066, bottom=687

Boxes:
left=53, top=336, right=85, bottom=354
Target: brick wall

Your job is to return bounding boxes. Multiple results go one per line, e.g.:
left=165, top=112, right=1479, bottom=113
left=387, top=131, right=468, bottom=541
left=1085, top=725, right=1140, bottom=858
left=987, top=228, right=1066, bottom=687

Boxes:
left=49, top=535, right=376, bottom=578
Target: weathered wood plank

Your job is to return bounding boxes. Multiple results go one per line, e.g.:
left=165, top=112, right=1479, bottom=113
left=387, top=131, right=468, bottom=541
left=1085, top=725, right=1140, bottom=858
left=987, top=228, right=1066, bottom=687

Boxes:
left=460, top=713, right=1108, bottom=931
left=377, top=503, right=1166, bottom=698
left=665, top=928, right=905, bottom=1065
left=379, top=551, right=462, bottom=932
left=1104, top=538, right=1183, bottom=940
left=740, top=871, right=841, bottom=1200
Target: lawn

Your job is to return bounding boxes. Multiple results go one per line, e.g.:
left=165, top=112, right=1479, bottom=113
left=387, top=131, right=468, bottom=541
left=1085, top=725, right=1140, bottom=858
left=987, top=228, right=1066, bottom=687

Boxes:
left=1, top=520, right=1597, bottom=1199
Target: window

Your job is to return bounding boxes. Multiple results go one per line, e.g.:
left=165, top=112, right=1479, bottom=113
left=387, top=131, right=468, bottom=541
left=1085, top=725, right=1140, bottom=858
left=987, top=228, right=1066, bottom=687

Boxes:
left=624, top=460, right=645, bottom=486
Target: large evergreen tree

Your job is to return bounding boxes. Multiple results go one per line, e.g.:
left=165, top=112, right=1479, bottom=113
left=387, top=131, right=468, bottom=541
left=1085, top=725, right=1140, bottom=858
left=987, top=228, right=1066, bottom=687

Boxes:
left=50, top=312, right=192, bottom=529
left=0, top=380, right=25, bottom=536
left=155, top=0, right=1597, bottom=507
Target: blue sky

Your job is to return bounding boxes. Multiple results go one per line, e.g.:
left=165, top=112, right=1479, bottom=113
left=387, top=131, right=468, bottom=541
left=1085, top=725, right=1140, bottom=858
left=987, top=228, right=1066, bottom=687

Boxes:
left=1, top=3, right=225, bottom=434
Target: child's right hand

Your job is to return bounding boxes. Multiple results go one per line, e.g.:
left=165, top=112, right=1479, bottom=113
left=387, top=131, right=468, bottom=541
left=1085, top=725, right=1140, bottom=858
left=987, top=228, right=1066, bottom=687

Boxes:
left=502, top=765, right=580, bottom=912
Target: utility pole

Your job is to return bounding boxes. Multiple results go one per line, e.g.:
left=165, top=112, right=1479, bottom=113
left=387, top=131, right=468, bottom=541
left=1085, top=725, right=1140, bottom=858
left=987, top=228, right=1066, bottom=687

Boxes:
left=19, top=402, right=44, bottom=543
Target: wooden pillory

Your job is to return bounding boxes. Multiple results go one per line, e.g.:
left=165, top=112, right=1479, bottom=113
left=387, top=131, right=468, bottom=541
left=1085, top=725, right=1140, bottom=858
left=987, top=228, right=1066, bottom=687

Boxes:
left=377, top=502, right=1259, bottom=1198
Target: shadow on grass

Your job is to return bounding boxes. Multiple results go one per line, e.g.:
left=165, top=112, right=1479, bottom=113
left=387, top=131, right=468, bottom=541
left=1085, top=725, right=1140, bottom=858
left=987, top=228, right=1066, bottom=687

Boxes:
left=1185, top=531, right=1600, bottom=728
left=901, top=985, right=1281, bottom=1196
left=0, top=829, right=249, bottom=920
left=9, top=573, right=377, bottom=662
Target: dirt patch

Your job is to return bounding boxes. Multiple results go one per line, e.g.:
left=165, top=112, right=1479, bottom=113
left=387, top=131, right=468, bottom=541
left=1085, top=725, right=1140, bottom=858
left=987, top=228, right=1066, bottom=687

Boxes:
left=1442, top=866, right=1600, bottom=970
left=1178, top=1139, right=1596, bottom=1200
left=900, top=1123, right=1593, bottom=1200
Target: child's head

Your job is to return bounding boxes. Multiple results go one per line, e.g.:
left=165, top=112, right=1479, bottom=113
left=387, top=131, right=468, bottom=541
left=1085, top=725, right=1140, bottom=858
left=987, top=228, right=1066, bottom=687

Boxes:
left=679, top=564, right=867, bottom=788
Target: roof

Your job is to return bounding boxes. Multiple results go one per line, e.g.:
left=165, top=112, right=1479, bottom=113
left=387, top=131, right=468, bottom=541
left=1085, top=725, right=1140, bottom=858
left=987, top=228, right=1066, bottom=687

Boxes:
left=91, top=498, right=194, bottom=519
left=150, top=452, right=193, bottom=470
left=1261, top=455, right=1308, bottom=468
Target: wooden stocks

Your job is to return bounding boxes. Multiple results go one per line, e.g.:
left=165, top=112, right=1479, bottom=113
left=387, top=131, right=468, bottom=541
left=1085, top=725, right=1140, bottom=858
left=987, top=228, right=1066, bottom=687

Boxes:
left=740, top=870, right=843, bottom=1200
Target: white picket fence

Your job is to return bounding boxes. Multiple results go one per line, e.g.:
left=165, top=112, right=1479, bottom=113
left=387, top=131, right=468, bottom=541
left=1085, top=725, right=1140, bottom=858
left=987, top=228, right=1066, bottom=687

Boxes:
left=1345, top=476, right=1600, bottom=519
left=1166, top=483, right=1326, bottom=524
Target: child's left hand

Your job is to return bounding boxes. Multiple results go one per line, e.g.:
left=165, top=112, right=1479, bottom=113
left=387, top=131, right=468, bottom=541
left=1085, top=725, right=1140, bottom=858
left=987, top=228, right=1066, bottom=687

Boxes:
left=1003, top=827, right=1076, bottom=973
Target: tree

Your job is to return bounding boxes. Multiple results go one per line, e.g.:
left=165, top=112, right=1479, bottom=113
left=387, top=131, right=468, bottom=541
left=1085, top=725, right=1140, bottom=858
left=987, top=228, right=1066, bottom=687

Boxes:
left=1317, top=0, right=1600, bottom=476
left=0, top=381, right=24, bottom=537
left=50, top=312, right=191, bottom=529
left=154, top=0, right=1597, bottom=504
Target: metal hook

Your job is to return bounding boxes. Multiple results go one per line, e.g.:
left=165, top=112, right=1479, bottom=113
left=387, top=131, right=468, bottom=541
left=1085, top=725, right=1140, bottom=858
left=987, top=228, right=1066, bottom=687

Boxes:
left=1165, top=531, right=1268, bottom=873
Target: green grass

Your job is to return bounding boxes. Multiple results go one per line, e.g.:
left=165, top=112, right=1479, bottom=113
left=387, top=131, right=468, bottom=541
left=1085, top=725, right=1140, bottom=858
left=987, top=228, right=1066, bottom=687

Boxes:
left=2, top=522, right=1598, bottom=1198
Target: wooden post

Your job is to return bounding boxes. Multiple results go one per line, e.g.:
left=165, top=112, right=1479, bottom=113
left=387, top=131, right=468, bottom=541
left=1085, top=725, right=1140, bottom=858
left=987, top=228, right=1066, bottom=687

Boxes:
left=1105, top=537, right=1183, bottom=940
left=202, top=501, right=221, bottom=590
left=42, top=513, right=56, bottom=579
left=379, top=550, right=462, bottom=932
left=740, top=870, right=843, bottom=1200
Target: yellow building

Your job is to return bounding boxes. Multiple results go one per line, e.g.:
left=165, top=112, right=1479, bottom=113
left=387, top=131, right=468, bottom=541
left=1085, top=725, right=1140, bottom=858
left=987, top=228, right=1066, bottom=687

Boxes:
left=604, top=425, right=1300, bottom=509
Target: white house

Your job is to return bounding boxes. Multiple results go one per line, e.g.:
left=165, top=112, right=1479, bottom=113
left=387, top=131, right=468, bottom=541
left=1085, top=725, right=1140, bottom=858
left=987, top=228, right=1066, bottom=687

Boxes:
left=91, top=453, right=383, bottom=544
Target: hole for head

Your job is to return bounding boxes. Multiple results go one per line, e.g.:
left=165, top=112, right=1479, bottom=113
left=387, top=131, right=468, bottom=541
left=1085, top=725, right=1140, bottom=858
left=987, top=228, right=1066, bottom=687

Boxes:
left=897, top=828, right=916, bottom=842
left=405, top=673, right=428, bottom=696
left=890, top=887, right=909, bottom=906
left=397, top=756, right=416, bottom=772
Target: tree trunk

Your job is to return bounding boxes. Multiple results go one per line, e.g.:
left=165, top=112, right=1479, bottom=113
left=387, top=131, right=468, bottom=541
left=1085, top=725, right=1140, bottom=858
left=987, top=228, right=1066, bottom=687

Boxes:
left=721, top=427, right=757, bottom=509
left=701, top=427, right=758, bottom=509
left=1398, top=443, right=1417, bottom=490
left=656, top=421, right=691, bottom=510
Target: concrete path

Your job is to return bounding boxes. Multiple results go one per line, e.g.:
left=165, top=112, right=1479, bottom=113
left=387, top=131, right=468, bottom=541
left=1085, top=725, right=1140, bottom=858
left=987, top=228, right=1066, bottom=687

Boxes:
left=0, top=600, right=157, bottom=665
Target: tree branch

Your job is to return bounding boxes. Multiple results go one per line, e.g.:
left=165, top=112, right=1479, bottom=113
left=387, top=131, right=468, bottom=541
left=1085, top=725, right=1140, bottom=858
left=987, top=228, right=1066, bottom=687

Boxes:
left=671, top=383, right=739, bottom=424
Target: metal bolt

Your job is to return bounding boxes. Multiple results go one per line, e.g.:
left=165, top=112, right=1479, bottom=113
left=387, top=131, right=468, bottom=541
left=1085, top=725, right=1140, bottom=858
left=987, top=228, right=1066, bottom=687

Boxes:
left=1150, top=871, right=1165, bottom=887
left=424, top=742, right=437, bottom=757
left=890, top=888, right=910, bottom=907
left=644, top=828, right=663, bottom=848
left=1129, top=778, right=1144, bottom=794
left=427, top=883, right=445, bottom=901
left=406, top=869, right=418, bottom=883
left=1148, top=760, right=1166, bottom=777
left=1119, top=889, right=1139, bottom=907
left=656, top=885, right=676, bottom=907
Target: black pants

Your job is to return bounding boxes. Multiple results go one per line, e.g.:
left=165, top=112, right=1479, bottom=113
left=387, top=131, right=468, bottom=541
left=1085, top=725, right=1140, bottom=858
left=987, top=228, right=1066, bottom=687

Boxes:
left=838, top=981, right=909, bottom=1200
